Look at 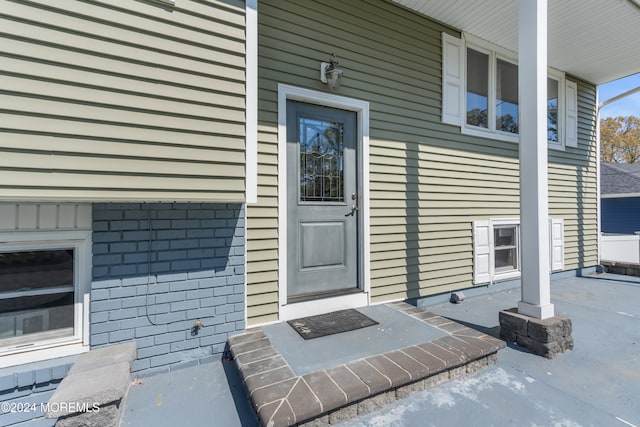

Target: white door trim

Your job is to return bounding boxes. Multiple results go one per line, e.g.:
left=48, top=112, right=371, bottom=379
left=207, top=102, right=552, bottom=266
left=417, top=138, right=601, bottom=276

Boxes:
left=277, top=84, right=370, bottom=321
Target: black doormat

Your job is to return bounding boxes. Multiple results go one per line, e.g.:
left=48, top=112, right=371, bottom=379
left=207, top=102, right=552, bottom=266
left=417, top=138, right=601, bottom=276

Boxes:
left=287, top=309, right=379, bottom=340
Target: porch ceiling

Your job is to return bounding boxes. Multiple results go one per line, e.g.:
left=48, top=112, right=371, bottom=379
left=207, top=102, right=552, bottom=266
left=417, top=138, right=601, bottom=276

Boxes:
left=392, top=0, right=640, bottom=85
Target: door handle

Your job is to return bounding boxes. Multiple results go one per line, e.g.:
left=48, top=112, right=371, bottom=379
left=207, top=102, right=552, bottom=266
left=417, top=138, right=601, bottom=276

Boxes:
left=346, top=204, right=359, bottom=216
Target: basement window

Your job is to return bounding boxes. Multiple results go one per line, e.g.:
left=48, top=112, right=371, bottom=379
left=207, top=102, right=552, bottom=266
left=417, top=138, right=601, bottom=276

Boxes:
left=0, top=231, right=90, bottom=366
left=473, top=218, right=564, bottom=285
left=493, top=224, right=519, bottom=274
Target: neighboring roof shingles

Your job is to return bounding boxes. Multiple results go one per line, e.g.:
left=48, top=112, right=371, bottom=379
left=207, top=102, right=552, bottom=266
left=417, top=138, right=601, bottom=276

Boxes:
left=601, top=163, right=640, bottom=195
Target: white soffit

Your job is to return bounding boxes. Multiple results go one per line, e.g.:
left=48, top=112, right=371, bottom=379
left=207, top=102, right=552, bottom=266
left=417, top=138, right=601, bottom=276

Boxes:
left=392, top=0, right=640, bottom=85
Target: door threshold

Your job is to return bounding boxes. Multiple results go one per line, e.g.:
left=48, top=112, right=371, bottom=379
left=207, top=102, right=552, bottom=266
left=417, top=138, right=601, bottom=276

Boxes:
left=287, top=287, right=361, bottom=304
left=280, top=292, right=369, bottom=322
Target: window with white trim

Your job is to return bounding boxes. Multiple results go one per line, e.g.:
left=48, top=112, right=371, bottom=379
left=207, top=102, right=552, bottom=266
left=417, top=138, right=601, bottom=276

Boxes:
left=0, top=230, right=90, bottom=363
left=473, top=218, right=564, bottom=284
left=465, top=46, right=519, bottom=136
left=494, top=223, right=519, bottom=274
left=442, top=33, right=578, bottom=149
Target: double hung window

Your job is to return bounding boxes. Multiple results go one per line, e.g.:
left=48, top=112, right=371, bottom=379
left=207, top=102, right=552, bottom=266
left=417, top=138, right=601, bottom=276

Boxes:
left=442, top=33, right=578, bottom=149
left=465, top=47, right=519, bottom=136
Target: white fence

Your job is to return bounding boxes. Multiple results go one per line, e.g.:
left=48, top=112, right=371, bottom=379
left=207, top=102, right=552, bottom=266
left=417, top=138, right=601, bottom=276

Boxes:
left=601, top=233, right=640, bottom=264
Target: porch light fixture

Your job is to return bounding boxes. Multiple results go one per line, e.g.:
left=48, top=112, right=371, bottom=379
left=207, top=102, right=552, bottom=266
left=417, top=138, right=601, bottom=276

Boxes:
left=320, top=54, right=343, bottom=90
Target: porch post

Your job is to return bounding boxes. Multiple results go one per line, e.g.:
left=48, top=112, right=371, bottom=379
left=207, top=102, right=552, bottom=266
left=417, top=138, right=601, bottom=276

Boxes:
left=517, top=0, right=554, bottom=320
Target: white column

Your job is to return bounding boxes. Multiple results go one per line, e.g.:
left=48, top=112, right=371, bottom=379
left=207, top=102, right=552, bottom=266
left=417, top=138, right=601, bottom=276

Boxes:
left=517, top=0, right=554, bottom=320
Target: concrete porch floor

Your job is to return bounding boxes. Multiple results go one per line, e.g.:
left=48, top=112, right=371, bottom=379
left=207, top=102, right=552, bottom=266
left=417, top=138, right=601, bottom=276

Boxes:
left=121, top=273, right=640, bottom=427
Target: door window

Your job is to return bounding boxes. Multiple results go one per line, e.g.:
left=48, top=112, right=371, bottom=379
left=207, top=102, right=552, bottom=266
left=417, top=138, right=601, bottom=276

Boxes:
left=298, top=117, right=344, bottom=202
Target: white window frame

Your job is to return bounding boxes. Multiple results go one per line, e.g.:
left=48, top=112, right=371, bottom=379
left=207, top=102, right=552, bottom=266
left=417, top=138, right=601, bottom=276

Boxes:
left=443, top=33, right=575, bottom=150
left=0, top=230, right=91, bottom=367
left=547, top=68, right=566, bottom=150
left=492, top=220, right=521, bottom=276
left=489, top=218, right=522, bottom=281
left=473, top=218, right=564, bottom=285
left=463, top=36, right=520, bottom=142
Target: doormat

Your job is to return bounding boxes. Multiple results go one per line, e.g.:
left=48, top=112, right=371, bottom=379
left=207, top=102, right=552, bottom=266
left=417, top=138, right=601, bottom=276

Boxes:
left=287, top=309, right=379, bottom=340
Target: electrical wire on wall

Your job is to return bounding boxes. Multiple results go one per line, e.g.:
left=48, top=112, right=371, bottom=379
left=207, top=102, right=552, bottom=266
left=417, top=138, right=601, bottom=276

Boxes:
left=143, top=202, right=158, bottom=326
left=141, top=202, right=203, bottom=336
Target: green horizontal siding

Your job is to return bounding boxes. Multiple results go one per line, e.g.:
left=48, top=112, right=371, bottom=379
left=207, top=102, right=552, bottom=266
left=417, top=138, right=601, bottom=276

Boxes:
left=0, top=0, right=246, bottom=201
left=247, top=0, right=598, bottom=323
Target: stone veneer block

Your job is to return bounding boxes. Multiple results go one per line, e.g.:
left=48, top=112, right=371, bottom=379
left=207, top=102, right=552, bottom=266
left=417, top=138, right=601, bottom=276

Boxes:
left=328, top=404, right=358, bottom=424
left=499, top=308, right=528, bottom=338
left=527, top=315, right=572, bottom=342
left=517, top=334, right=573, bottom=358
left=465, top=357, right=489, bottom=375
left=424, top=371, right=450, bottom=389
left=298, top=414, right=329, bottom=427
left=357, top=391, right=395, bottom=416
left=395, top=379, right=425, bottom=399
left=499, top=308, right=573, bottom=359
left=448, top=366, right=466, bottom=379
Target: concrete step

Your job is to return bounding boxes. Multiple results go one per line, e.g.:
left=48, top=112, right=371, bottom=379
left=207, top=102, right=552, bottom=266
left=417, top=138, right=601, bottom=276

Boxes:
left=46, top=341, right=136, bottom=427
left=228, top=303, right=505, bottom=427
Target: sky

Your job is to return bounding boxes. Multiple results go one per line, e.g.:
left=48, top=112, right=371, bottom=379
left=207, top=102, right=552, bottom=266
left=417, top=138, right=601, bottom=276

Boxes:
left=598, top=72, right=640, bottom=118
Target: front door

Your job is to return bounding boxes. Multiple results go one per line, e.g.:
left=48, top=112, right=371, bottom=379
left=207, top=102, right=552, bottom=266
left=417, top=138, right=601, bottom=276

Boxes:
left=286, top=100, right=359, bottom=301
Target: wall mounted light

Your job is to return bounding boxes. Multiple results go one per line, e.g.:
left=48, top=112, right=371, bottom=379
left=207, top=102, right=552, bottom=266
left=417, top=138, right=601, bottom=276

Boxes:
left=320, top=54, right=343, bottom=90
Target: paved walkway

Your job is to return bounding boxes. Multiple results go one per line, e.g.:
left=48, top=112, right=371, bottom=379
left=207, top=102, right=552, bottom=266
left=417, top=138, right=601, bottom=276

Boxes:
left=121, top=273, right=640, bottom=427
